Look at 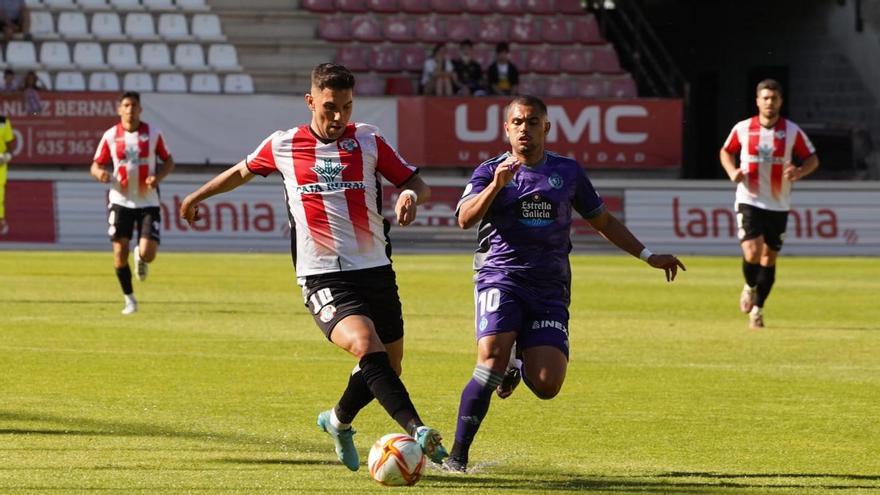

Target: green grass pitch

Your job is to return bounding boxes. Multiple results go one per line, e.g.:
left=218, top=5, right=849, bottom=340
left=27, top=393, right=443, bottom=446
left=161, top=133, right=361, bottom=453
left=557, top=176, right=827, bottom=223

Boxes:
left=1, top=251, right=878, bottom=494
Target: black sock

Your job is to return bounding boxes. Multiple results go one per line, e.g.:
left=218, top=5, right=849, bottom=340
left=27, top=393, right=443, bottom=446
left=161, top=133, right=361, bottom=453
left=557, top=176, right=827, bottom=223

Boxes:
left=334, top=368, right=375, bottom=425
left=115, top=265, right=133, bottom=295
left=742, top=259, right=760, bottom=287
left=755, top=265, right=776, bottom=307
left=359, top=351, right=422, bottom=435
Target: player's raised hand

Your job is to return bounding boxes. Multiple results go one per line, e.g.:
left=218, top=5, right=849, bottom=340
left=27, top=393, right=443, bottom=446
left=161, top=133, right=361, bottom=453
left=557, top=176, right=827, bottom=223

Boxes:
left=493, top=156, right=521, bottom=187
left=647, top=254, right=686, bottom=282
left=395, top=191, right=418, bottom=227
left=179, top=196, right=202, bottom=225
left=728, top=168, right=745, bottom=183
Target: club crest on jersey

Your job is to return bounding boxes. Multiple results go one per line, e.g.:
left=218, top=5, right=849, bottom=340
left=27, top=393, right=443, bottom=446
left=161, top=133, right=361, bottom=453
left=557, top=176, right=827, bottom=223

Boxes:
left=313, top=158, right=346, bottom=183
left=319, top=304, right=337, bottom=323
left=339, top=138, right=358, bottom=152
left=775, top=130, right=786, bottom=140
left=124, top=147, right=140, bottom=162
left=548, top=173, right=564, bottom=189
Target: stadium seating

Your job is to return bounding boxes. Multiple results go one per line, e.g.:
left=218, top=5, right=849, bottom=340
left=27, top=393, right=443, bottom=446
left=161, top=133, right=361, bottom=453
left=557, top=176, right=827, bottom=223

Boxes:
left=190, top=73, right=220, bottom=93
left=156, top=72, right=186, bottom=92
left=176, top=0, right=209, bottom=12
left=140, top=42, right=174, bottom=70
left=143, top=0, right=176, bottom=12
left=107, top=42, right=140, bottom=70
left=109, top=0, right=145, bottom=11
left=77, top=0, right=110, bottom=11
left=158, top=13, right=194, bottom=41
left=174, top=43, right=207, bottom=71
left=6, top=41, right=40, bottom=70
left=191, top=14, right=225, bottom=42
left=223, top=73, right=254, bottom=94
left=55, top=71, right=86, bottom=90
left=123, top=72, right=154, bottom=91
left=57, top=11, right=91, bottom=40
left=207, top=44, right=242, bottom=72
left=29, top=11, right=59, bottom=40
left=73, top=41, right=105, bottom=70
left=88, top=71, right=120, bottom=91
left=36, top=70, right=54, bottom=90
left=91, top=12, right=126, bottom=41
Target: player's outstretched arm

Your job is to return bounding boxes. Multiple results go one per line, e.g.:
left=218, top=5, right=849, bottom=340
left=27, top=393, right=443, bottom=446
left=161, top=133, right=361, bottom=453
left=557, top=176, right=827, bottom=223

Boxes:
left=396, top=174, right=431, bottom=227
left=587, top=209, right=685, bottom=282
left=180, top=160, right=254, bottom=225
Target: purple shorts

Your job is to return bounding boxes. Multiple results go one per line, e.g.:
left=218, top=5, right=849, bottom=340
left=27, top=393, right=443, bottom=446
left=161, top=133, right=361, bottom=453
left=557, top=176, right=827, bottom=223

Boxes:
left=473, top=283, right=570, bottom=359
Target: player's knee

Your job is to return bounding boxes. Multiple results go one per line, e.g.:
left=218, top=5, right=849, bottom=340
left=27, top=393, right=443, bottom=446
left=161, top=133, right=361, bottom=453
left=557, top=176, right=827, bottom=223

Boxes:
left=532, top=382, right=562, bottom=400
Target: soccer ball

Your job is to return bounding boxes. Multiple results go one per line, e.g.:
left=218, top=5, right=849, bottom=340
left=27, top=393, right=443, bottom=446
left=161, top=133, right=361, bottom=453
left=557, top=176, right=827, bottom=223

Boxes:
left=368, top=433, right=426, bottom=486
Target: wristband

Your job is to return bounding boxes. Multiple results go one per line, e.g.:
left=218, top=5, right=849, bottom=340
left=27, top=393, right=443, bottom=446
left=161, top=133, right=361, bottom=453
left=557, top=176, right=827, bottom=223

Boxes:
left=639, top=248, right=653, bottom=262
left=400, top=190, right=418, bottom=204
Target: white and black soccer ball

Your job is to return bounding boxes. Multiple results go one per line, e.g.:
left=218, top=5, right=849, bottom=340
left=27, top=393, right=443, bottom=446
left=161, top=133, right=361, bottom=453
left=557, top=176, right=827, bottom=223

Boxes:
left=367, top=433, right=426, bottom=486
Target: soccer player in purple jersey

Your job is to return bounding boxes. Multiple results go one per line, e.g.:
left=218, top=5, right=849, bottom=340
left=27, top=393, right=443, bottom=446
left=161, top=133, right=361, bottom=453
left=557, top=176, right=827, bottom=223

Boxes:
left=444, top=95, right=686, bottom=472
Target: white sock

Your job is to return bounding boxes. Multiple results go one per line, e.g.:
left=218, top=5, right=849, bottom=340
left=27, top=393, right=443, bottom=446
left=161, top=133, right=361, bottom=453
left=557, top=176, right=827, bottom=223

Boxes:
left=750, top=305, right=762, bottom=315
left=330, top=408, right=351, bottom=431
left=124, top=294, right=137, bottom=304
left=507, top=344, right=521, bottom=371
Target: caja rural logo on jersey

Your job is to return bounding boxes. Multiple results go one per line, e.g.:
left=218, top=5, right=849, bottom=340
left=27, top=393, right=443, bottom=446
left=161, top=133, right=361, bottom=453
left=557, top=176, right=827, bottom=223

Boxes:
left=518, top=193, right=556, bottom=227
left=297, top=158, right=366, bottom=194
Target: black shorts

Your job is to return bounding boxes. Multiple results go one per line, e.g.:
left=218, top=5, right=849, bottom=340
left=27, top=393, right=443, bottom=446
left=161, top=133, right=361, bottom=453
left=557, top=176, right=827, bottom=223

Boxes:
left=302, top=264, right=404, bottom=343
left=736, top=203, right=789, bottom=252
left=108, top=204, right=161, bottom=243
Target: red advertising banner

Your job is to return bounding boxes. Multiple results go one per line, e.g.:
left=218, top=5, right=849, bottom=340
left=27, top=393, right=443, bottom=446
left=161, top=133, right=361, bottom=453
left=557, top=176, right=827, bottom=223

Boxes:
left=0, top=180, right=56, bottom=243
left=0, top=92, right=119, bottom=165
left=397, top=97, right=682, bottom=169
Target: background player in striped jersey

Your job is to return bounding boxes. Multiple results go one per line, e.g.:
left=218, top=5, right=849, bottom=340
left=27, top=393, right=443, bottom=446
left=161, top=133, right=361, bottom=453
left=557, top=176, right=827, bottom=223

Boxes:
left=720, top=79, right=819, bottom=329
left=90, top=92, right=175, bottom=315
left=444, top=95, right=685, bottom=472
left=178, top=63, right=447, bottom=470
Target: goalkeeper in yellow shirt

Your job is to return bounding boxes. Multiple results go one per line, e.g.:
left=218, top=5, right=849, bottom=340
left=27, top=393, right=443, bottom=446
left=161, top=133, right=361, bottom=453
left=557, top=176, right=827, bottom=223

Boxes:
left=0, top=114, right=14, bottom=235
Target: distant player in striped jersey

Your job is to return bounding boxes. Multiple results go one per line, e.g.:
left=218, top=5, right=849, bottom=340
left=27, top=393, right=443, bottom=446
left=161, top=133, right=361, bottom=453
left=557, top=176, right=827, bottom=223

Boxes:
left=444, top=95, right=685, bottom=473
left=90, top=91, right=175, bottom=315
left=720, top=79, right=819, bottom=329
left=178, top=63, right=448, bottom=469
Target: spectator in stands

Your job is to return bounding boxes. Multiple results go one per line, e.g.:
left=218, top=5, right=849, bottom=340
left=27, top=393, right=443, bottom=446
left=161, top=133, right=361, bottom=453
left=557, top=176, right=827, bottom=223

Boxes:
left=1, top=68, right=17, bottom=92
left=453, top=40, right=486, bottom=96
left=0, top=0, right=30, bottom=43
left=487, top=42, right=519, bottom=96
left=21, top=70, right=45, bottom=115
left=421, top=43, right=458, bottom=96
left=0, top=114, right=14, bottom=235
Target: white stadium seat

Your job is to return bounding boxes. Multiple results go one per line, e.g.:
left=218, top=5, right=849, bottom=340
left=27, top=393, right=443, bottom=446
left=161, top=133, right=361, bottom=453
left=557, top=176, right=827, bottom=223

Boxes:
left=190, top=73, right=220, bottom=93
left=157, top=13, right=192, bottom=41
left=107, top=42, right=140, bottom=70
left=156, top=72, right=187, bottom=92
left=36, top=70, right=54, bottom=90
left=143, top=0, right=176, bottom=11
left=173, top=42, right=206, bottom=70
left=91, top=12, right=127, bottom=41
left=73, top=42, right=105, bottom=69
left=191, top=14, right=225, bottom=42
left=57, top=12, right=92, bottom=41
left=43, top=0, right=77, bottom=8
left=110, top=0, right=145, bottom=10
left=176, top=0, right=208, bottom=12
left=29, top=12, right=59, bottom=41
left=223, top=73, right=253, bottom=94
left=89, top=72, right=121, bottom=91
left=125, top=13, right=159, bottom=40
left=6, top=41, right=40, bottom=70
left=25, top=0, right=43, bottom=8
left=140, top=42, right=174, bottom=70
left=55, top=71, right=87, bottom=91
left=207, top=43, right=240, bottom=71
left=77, top=0, right=111, bottom=10
left=123, top=72, right=154, bottom=91
left=39, top=41, right=75, bottom=70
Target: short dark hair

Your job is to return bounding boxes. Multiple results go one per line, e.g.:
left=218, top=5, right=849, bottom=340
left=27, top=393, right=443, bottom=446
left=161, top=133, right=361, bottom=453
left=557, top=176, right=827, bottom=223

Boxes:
left=311, top=63, right=356, bottom=91
left=756, top=79, right=783, bottom=97
left=495, top=42, right=510, bottom=54
left=506, top=95, right=548, bottom=119
left=119, top=91, right=140, bottom=104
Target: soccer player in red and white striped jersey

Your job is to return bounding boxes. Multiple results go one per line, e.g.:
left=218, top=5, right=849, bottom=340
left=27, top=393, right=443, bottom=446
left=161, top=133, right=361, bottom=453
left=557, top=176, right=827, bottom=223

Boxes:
left=720, top=79, right=819, bottom=329
left=179, top=63, right=448, bottom=468
left=90, top=92, right=175, bottom=315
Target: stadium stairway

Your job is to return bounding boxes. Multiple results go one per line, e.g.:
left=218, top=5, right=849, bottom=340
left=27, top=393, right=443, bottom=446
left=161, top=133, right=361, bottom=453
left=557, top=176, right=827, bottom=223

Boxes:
left=209, top=0, right=332, bottom=93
